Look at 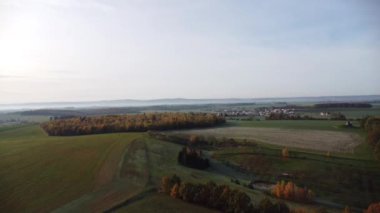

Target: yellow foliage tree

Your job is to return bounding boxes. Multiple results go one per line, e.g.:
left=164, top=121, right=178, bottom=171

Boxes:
left=170, top=183, right=180, bottom=199
left=282, top=147, right=289, bottom=158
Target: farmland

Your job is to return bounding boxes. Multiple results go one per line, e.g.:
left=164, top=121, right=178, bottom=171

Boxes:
left=168, top=126, right=361, bottom=152
left=0, top=116, right=379, bottom=212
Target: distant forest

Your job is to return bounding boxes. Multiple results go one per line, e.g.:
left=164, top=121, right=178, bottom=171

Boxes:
left=314, top=102, right=372, bottom=108
left=41, top=113, right=225, bottom=136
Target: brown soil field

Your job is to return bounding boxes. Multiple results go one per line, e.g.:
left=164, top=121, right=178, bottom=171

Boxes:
left=169, top=127, right=362, bottom=152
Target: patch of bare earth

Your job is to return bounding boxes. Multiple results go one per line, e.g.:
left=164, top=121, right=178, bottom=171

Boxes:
left=170, top=127, right=362, bottom=152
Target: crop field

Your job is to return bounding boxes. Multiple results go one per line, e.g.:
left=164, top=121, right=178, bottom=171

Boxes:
left=0, top=124, right=335, bottom=212
left=0, top=125, right=143, bottom=212
left=169, top=126, right=362, bottom=152
left=2, top=121, right=378, bottom=212
left=229, top=120, right=361, bottom=132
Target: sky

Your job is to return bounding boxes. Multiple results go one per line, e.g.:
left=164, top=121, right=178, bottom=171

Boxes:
left=0, top=0, right=379, bottom=104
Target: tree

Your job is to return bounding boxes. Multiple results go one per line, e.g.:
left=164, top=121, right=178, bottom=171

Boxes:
left=326, top=151, right=331, bottom=158
left=282, top=147, right=289, bottom=158
left=170, top=183, right=180, bottom=199
left=284, top=181, right=295, bottom=200
left=161, top=176, right=171, bottom=193
left=272, top=181, right=313, bottom=203
left=365, top=202, right=380, bottom=213
left=342, top=206, right=352, bottom=213
left=374, top=141, right=380, bottom=160
left=160, top=174, right=181, bottom=194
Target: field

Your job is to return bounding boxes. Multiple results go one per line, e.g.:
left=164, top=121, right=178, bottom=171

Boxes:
left=1, top=119, right=379, bottom=212
left=229, top=120, right=361, bottom=132
left=169, top=126, right=361, bottom=152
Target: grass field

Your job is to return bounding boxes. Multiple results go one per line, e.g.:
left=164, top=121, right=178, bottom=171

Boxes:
left=212, top=139, right=380, bottom=209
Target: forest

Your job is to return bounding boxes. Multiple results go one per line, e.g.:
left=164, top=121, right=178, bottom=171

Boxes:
left=41, top=113, right=225, bottom=136
left=314, top=103, right=372, bottom=108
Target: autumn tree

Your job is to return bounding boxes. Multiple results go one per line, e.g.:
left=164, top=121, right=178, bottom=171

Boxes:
left=170, top=183, right=180, bottom=199
left=282, top=147, right=289, bottom=158
left=272, top=181, right=314, bottom=203
left=342, top=206, right=352, bottom=213
left=365, top=202, right=380, bottom=213
left=160, top=174, right=181, bottom=193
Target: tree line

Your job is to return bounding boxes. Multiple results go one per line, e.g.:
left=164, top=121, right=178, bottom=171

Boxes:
left=160, top=174, right=291, bottom=213
left=41, top=113, right=225, bottom=136
left=314, top=103, right=372, bottom=108
left=148, top=132, right=257, bottom=148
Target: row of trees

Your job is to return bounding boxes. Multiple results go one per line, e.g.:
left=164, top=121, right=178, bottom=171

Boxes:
left=161, top=175, right=291, bottom=213
left=361, top=116, right=380, bottom=160
left=148, top=132, right=257, bottom=148
left=178, top=146, right=210, bottom=170
left=41, top=113, right=225, bottom=136
left=271, top=181, right=314, bottom=203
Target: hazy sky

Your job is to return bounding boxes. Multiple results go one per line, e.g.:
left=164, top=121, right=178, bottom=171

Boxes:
left=0, top=0, right=379, bottom=104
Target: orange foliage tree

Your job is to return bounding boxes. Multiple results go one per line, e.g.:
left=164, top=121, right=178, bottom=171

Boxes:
left=282, top=147, right=289, bottom=158
left=272, top=181, right=314, bottom=203
left=365, top=202, right=380, bottom=213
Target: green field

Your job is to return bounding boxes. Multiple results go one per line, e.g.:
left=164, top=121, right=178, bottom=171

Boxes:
left=212, top=142, right=380, bottom=208
left=0, top=121, right=378, bottom=212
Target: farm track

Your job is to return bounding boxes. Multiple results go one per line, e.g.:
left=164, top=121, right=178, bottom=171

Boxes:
left=53, top=138, right=153, bottom=213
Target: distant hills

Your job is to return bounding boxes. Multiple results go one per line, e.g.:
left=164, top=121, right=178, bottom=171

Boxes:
left=1, top=95, right=380, bottom=111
